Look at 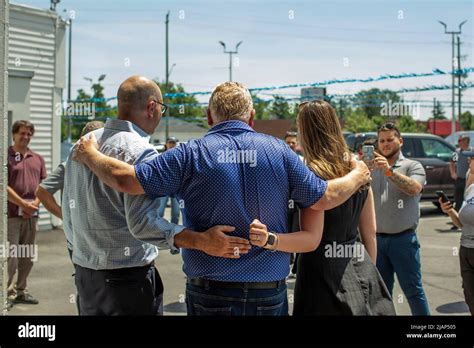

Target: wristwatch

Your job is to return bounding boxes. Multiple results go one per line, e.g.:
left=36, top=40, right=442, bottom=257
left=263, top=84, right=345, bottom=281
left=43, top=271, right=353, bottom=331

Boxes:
left=264, top=232, right=278, bottom=250
left=385, top=166, right=394, bottom=177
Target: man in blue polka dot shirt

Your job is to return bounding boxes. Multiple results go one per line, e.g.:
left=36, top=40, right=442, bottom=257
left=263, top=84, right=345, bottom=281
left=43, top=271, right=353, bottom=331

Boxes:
left=74, top=82, right=370, bottom=316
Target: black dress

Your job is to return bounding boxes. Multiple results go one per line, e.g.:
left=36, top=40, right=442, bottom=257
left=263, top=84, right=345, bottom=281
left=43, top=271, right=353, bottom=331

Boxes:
left=293, top=189, right=396, bottom=315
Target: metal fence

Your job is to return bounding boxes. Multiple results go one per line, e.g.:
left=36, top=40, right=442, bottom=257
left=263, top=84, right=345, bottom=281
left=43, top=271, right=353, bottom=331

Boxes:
left=1, top=0, right=9, bottom=315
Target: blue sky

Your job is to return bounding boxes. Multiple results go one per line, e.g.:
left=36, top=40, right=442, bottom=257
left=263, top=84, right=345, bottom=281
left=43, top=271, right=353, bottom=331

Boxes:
left=13, top=0, right=474, bottom=119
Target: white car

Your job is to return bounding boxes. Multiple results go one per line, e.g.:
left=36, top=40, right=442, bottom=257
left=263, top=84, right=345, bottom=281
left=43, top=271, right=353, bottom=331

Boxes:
left=445, top=131, right=474, bottom=147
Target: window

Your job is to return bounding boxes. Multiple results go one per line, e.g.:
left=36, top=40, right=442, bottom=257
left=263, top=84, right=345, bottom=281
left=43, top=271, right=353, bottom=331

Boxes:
left=419, top=138, right=453, bottom=162
left=401, top=138, right=415, bottom=157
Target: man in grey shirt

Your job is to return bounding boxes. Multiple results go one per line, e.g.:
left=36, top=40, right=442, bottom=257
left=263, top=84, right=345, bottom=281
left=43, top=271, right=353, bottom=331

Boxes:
left=63, top=76, right=251, bottom=315
left=36, top=121, right=104, bottom=315
left=36, top=121, right=104, bottom=251
left=371, top=122, right=430, bottom=315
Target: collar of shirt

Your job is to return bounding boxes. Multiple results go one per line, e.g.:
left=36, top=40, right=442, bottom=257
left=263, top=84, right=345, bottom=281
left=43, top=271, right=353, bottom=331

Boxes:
left=206, top=120, right=255, bottom=136
left=104, top=118, right=151, bottom=141
left=392, top=151, right=406, bottom=169
left=8, top=146, right=34, bottom=159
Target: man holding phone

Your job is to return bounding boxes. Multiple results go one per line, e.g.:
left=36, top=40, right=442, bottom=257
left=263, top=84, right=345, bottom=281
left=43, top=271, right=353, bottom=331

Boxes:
left=370, top=123, right=430, bottom=316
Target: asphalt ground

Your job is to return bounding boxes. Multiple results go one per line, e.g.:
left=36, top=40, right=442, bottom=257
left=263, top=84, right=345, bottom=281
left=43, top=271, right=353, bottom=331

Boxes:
left=6, top=202, right=470, bottom=316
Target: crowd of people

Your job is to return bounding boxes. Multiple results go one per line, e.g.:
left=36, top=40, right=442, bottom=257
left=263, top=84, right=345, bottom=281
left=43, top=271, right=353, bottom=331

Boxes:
left=5, top=76, right=473, bottom=316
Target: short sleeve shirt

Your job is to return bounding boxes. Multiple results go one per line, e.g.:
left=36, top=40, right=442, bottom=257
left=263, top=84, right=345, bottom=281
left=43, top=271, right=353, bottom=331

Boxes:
left=7, top=146, right=46, bottom=218
left=371, top=153, right=426, bottom=234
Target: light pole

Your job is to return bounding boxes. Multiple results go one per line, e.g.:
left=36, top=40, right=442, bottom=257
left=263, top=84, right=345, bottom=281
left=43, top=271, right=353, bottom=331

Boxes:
left=50, top=0, right=60, bottom=12
left=165, top=63, right=175, bottom=141
left=219, top=41, right=242, bottom=82
left=439, top=20, right=467, bottom=134
left=64, top=9, right=73, bottom=142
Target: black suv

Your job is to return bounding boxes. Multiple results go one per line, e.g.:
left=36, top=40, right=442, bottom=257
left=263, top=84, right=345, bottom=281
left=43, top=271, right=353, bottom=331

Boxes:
left=345, top=132, right=456, bottom=206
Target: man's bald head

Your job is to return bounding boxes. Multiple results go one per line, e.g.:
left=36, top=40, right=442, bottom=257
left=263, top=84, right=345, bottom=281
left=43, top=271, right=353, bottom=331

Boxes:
left=117, top=76, right=162, bottom=118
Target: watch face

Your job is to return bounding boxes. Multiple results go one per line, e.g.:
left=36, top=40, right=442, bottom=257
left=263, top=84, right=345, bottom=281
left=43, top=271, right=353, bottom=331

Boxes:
left=267, top=234, right=276, bottom=246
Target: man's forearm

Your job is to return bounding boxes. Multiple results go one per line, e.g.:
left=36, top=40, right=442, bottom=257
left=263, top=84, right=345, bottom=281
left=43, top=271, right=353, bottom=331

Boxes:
left=174, top=229, right=202, bottom=249
left=82, top=149, right=142, bottom=194
left=36, top=187, right=62, bottom=219
left=312, top=171, right=364, bottom=211
left=7, top=186, right=24, bottom=207
left=388, top=172, right=421, bottom=196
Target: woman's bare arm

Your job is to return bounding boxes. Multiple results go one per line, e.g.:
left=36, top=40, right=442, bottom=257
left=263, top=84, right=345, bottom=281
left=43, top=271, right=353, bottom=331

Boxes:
left=358, top=188, right=377, bottom=263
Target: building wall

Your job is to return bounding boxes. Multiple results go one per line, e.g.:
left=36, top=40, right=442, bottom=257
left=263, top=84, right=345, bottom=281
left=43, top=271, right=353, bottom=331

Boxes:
left=8, top=4, right=66, bottom=229
left=1, top=0, right=10, bottom=313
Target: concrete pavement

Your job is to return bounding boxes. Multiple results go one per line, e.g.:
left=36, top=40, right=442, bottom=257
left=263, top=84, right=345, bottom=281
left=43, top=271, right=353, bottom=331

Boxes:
left=7, top=202, right=470, bottom=316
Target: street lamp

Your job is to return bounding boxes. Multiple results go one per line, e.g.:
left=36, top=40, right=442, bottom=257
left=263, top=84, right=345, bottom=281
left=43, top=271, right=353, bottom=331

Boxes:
left=50, top=0, right=60, bottom=12
left=219, top=41, right=243, bottom=82
left=438, top=20, right=468, bottom=134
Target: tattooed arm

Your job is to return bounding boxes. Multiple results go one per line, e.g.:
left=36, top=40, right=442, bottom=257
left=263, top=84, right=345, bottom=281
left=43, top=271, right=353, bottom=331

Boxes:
left=387, top=171, right=423, bottom=196
left=374, top=151, right=424, bottom=197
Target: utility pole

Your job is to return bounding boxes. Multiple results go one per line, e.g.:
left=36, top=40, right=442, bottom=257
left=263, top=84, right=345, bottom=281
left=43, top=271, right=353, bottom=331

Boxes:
left=438, top=20, right=467, bottom=134
left=219, top=41, right=243, bottom=82
left=67, top=13, right=72, bottom=142
left=165, top=11, right=170, bottom=141
left=457, top=35, right=463, bottom=125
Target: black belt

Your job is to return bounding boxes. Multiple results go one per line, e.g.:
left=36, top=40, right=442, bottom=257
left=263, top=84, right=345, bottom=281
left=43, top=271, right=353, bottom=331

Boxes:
left=187, top=278, right=285, bottom=290
left=377, top=229, right=414, bottom=237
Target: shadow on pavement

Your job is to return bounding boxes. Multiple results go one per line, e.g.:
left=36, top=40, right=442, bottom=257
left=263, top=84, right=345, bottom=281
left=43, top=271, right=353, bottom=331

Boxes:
left=163, top=301, right=187, bottom=313
left=436, top=301, right=470, bottom=314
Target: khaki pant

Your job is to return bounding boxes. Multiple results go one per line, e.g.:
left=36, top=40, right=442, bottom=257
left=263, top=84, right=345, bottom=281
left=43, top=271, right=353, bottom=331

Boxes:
left=7, top=217, right=38, bottom=297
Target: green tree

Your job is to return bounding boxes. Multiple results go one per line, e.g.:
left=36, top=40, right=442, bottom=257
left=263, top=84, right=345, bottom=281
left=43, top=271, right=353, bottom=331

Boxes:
left=353, top=88, right=402, bottom=119
left=460, top=111, right=473, bottom=130
left=61, top=77, right=116, bottom=142
left=396, top=115, right=426, bottom=133
left=252, top=94, right=270, bottom=120
left=333, top=98, right=351, bottom=120
left=155, top=80, right=206, bottom=128
left=344, top=109, right=376, bottom=132
left=432, top=100, right=446, bottom=119
left=269, top=95, right=291, bottom=119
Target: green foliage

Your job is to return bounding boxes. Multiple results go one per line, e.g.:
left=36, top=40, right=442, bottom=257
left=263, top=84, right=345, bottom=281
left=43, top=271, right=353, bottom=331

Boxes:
left=252, top=94, right=270, bottom=120
left=432, top=100, right=446, bottom=120
left=353, top=88, right=402, bottom=119
left=61, top=78, right=117, bottom=142
left=155, top=80, right=207, bottom=128
left=460, top=111, right=473, bottom=130
left=396, top=115, right=426, bottom=133
left=344, top=109, right=376, bottom=132
left=269, top=95, right=292, bottom=119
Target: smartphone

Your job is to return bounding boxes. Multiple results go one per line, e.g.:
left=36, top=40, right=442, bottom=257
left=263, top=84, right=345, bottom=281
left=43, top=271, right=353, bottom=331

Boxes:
left=362, top=145, right=375, bottom=168
left=436, top=191, right=449, bottom=203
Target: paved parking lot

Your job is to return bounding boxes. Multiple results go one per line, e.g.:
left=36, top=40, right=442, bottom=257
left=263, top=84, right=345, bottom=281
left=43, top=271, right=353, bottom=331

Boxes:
left=7, top=202, right=471, bottom=316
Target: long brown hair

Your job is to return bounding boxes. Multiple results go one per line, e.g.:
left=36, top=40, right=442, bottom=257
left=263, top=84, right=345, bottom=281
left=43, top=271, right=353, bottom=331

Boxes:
left=297, top=100, right=351, bottom=180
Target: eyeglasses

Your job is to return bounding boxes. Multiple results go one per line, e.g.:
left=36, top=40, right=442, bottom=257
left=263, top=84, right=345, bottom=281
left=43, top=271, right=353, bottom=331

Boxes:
left=286, top=131, right=297, bottom=136
left=151, top=99, right=168, bottom=115
left=378, top=122, right=396, bottom=131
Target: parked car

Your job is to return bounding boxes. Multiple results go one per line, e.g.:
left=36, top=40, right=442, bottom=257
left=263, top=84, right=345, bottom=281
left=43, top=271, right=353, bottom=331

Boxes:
left=345, top=132, right=456, bottom=207
left=445, top=131, right=474, bottom=148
